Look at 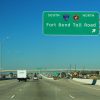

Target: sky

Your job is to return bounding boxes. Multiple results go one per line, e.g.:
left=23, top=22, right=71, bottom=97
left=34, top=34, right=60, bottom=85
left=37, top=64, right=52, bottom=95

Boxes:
left=0, top=0, right=100, bottom=70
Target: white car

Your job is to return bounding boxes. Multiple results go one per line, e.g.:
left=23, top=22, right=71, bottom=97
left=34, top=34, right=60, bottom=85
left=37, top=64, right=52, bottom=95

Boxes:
left=33, top=76, right=38, bottom=80
left=33, top=73, right=38, bottom=80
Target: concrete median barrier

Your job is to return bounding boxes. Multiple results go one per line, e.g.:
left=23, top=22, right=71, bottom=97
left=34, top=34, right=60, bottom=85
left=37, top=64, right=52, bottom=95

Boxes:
left=40, top=74, right=53, bottom=80
left=73, top=78, right=96, bottom=85
left=0, top=78, right=16, bottom=80
left=95, top=80, right=100, bottom=85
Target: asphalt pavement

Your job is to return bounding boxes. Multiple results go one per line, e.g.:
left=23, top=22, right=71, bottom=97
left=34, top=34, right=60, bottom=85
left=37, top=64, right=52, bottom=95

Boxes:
left=0, top=78, right=100, bottom=100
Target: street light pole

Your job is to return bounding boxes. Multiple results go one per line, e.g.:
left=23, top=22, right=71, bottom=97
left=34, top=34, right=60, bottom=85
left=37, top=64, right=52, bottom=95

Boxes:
left=0, top=39, right=3, bottom=78
left=69, top=64, right=71, bottom=73
left=0, top=36, right=9, bottom=78
left=75, top=64, right=76, bottom=71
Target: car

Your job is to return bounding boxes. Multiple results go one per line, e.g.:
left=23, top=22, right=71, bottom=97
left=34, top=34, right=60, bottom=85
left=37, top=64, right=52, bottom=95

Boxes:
left=33, top=73, right=38, bottom=80
left=27, top=75, right=30, bottom=79
left=33, top=76, right=38, bottom=80
left=38, top=75, right=42, bottom=79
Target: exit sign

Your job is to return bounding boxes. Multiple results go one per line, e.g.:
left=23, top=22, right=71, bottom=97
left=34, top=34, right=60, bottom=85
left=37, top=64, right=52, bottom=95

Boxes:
left=43, top=11, right=99, bottom=35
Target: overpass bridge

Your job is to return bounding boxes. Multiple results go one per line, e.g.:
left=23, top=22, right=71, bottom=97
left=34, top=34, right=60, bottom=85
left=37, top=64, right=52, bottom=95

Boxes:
left=0, top=69, right=100, bottom=73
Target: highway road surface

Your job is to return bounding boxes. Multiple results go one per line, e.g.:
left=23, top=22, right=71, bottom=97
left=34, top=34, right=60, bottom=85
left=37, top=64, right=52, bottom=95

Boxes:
left=0, top=78, right=100, bottom=100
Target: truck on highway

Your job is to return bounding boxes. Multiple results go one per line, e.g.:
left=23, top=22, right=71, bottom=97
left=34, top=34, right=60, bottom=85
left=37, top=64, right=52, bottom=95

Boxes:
left=53, top=72, right=60, bottom=80
left=17, top=70, right=27, bottom=82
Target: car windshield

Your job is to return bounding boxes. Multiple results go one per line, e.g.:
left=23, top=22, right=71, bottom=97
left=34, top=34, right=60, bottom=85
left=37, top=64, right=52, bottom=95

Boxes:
left=34, top=73, right=37, bottom=77
left=0, top=0, right=100, bottom=100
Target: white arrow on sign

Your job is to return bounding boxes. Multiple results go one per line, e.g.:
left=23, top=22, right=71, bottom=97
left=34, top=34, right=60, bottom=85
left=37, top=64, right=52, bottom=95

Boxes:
left=92, top=29, right=96, bottom=33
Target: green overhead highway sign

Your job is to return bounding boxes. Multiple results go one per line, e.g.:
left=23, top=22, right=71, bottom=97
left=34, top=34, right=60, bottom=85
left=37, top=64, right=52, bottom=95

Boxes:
left=43, top=11, right=99, bottom=35
left=53, top=72, right=59, bottom=77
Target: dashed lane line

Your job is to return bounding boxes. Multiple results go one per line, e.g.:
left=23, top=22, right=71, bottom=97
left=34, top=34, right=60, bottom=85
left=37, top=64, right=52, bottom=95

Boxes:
left=11, top=95, right=15, bottom=99
left=69, top=94, right=75, bottom=99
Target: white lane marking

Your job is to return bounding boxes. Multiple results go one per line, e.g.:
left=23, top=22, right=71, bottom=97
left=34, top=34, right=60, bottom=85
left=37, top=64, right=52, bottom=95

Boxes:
left=69, top=94, right=75, bottom=99
left=70, top=80, right=100, bottom=91
left=11, top=95, right=15, bottom=99
left=19, top=89, right=22, bottom=91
